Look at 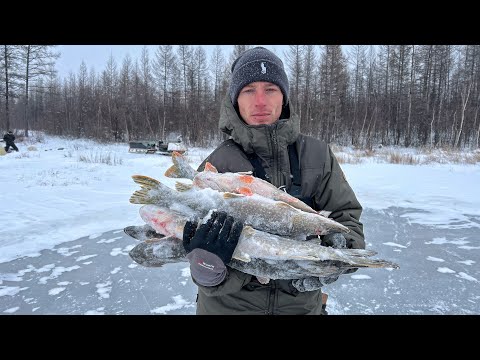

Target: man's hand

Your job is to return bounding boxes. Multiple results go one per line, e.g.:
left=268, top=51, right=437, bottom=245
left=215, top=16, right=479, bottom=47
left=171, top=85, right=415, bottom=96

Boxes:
left=183, top=211, right=243, bottom=265
left=321, top=232, right=359, bottom=274
left=321, top=232, right=347, bottom=249
left=291, top=277, right=325, bottom=292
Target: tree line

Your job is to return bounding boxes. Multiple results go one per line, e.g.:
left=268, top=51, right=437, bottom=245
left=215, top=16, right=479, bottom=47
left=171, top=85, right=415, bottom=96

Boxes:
left=1, top=45, right=479, bottom=149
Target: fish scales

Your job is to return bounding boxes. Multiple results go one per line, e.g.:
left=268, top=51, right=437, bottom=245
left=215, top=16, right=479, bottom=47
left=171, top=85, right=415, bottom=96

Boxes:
left=137, top=204, right=398, bottom=269
left=128, top=205, right=399, bottom=280
left=130, top=174, right=349, bottom=239
left=129, top=238, right=358, bottom=279
left=165, top=151, right=322, bottom=215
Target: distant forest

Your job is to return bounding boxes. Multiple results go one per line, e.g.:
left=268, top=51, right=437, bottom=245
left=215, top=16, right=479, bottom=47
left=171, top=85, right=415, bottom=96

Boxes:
left=1, top=45, right=480, bottom=149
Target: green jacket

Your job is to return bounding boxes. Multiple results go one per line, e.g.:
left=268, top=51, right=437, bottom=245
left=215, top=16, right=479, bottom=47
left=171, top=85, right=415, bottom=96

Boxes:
left=193, top=96, right=365, bottom=315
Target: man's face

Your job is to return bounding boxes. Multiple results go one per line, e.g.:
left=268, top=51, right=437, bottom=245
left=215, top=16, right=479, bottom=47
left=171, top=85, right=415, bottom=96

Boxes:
left=237, top=82, right=284, bottom=125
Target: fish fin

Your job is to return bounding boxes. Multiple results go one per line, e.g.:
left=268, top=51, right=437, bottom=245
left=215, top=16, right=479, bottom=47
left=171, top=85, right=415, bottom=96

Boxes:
left=129, top=189, right=155, bottom=204
left=236, top=187, right=254, bottom=196
left=232, top=253, right=251, bottom=262
left=171, top=151, right=183, bottom=165
left=131, top=175, right=162, bottom=190
left=130, top=175, right=173, bottom=204
left=237, top=171, right=253, bottom=175
left=170, top=152, right=183, bottom=170
left=164, top=165, right=181, bottom=178
left=238, top=174, right=254, bottom=184
left=318, top=210, right=332, bottom=218
left=223, top=192, right=246, bottom=199
left=204, top=162, right=218, bottom=173
left=175, top=181, right=193, bottom=192
left=276, top=201, right=300, bottom=210
left=241, top=226, right=256, bottom=237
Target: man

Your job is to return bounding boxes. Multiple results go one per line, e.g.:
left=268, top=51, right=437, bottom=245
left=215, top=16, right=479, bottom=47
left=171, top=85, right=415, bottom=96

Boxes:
left=3, top=130, right=19, bottom=152
left=182, top=47, right=365, bottom=315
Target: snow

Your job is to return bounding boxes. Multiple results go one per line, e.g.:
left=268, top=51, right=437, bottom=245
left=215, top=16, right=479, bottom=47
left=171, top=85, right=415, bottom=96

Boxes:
left=1, top=132, right=479, bottom=315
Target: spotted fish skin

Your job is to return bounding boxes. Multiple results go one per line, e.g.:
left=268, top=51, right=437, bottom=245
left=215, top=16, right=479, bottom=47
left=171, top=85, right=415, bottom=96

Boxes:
left=164, top=151, right=323, bottom=215
left=129, top=174, right=350, bottom=239
left=134, top=204, right=399, bottom=272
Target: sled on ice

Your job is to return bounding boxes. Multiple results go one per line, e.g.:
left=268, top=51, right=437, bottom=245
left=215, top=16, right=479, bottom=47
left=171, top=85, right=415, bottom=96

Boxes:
left=128, top=133, right=187, bottom=155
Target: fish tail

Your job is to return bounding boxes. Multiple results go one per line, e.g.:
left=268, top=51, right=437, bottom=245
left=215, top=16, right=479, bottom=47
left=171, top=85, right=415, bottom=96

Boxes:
left=130, top=175, right=169, bottom=204
left=171, top=151, right=183, bottom=167
left=175, top=181, right=193, bottom=192
left=129, top=189, right=155, bottom=204
left=164, top=164, right=182, bottom=178
left=165, top=151, right=197, bottom=179
left=132, top=175, right=161, bottom=189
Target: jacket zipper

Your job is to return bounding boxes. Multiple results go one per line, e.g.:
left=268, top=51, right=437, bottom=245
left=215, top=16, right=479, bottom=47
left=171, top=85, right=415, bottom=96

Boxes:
left=265, top=281, right=276, bottom=315
left=270, top=127, right=281, bottom=187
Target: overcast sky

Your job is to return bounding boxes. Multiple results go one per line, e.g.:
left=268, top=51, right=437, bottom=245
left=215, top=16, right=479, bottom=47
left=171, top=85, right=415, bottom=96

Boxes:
left=55, top=45, right=288, bottom=79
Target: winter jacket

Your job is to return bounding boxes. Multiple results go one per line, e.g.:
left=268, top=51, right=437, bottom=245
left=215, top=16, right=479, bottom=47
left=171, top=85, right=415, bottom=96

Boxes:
left=3, top=133, right=15, bottom=144
left=191, top=96, right=364, bottom=315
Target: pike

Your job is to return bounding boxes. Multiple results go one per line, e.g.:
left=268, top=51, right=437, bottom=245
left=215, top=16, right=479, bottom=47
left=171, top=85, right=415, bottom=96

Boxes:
left=164, top=151, right=328, bottom=216
left=128, top=204, right=399, bottom=280
left=129, top=174, right=350, bottom=239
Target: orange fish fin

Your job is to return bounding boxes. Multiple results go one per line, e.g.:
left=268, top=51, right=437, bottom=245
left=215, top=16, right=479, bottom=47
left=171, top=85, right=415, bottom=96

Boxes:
left=239, top=175, right=254, bottom=184
left=204, top=162, right=218, bottom=173
left=236, top=187, right=253, bottom=196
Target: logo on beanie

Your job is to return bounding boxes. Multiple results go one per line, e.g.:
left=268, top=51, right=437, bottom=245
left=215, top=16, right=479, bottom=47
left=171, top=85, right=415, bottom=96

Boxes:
left=261, top=62, right=267, bottom=74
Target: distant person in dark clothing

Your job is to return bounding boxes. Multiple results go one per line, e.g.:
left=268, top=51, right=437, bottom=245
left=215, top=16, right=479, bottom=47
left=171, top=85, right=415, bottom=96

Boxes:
left=3, top=130, right=19, bottom=152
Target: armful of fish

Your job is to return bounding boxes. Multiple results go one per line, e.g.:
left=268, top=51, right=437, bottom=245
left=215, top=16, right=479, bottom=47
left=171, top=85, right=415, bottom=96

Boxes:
left=127, top=163, right=399, bottom=288
left=126, top=204, right=399, bottom=286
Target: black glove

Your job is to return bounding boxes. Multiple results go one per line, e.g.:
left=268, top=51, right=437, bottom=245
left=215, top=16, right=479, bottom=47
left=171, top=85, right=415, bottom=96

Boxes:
left=291, top=277, right=325, bottom=292
left=321, top=232, right=347, bottom=249
left=321, top=232, right=359, bottom=274
left=182, top=211, right=243, bottom=264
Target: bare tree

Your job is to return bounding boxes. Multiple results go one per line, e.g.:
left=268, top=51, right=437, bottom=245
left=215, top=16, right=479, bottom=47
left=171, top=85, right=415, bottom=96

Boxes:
left=285, top=45, right=305, bottom=118
left=177, top=45, right=193, bottom=133
left=209, top=45, right=226, bottom=105
left=0, top=45, right=23, bottom=131
left=119, top=54, right=133, bottom=141
left=139, top=46, right=155, bottom=136
left=153, top=45, right=176, bottom=140
left=18, top=45, right=59, bottom=137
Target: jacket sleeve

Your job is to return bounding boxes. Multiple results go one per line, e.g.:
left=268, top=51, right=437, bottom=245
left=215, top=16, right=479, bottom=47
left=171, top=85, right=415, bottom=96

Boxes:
left=192, top=266, right=252, bottom=297
left=314, top=145, right=365, bottom=249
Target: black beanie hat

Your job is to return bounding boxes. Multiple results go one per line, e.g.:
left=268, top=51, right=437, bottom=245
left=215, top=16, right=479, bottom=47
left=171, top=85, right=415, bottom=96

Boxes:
left=229, top=47, right=289, bottom=106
